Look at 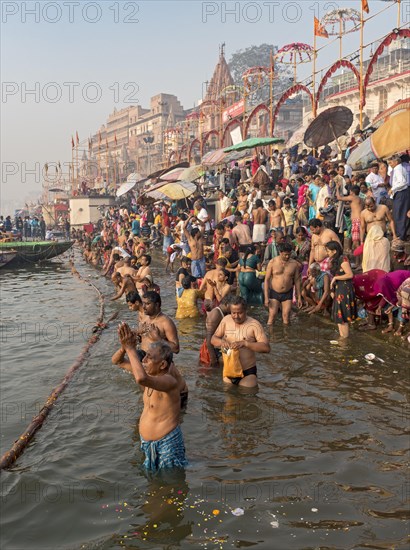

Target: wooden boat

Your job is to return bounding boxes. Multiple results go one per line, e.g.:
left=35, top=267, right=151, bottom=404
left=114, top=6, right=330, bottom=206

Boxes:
left=0, top=250, right=17, bottom=268
left=0, top=241, right=73, bottom=265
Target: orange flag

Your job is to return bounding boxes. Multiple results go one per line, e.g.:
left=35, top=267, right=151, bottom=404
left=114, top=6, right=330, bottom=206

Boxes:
left=362, top=0, right=369, bottom=13
left=76, top=131, right=79, bottom=145
left=71, top=136, right=75, bottom=148
left=314, top=16, right=328, bottom=38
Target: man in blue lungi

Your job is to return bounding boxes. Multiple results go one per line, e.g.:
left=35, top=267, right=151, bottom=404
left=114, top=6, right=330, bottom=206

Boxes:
left=118, top=323, right=188, bottom=471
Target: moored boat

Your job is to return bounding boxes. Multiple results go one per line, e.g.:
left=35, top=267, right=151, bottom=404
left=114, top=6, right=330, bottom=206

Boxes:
left=0, top=250, right=17, bottom=268
left=0, top=241, right=74, bottom=265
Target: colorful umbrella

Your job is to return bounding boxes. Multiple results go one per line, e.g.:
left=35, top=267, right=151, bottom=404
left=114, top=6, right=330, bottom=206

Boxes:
left=304, top=106, right=353, bottom=149
left=147, top=161, right=189, bottom=180
left=178, top=165, right=204, bottom=182
left=145, top=180, right=197, bottom=200
left=347, top=110, right=410, bottom=170
left=224, top=137, right=284, bottom=152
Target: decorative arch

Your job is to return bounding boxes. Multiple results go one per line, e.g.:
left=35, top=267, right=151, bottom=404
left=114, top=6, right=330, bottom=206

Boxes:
left=188, top=139, right=200, bottom=161
left=363, top=29, right=410, bottom=107
left=201, top=130, right=220, bottom=155
left=178, top=144, right=187, bottom=162
left=272, top=85, right=313, bottom=134
left=316, top=60, right=360, bottom=111
left=221, top=118, right=242, bottom=146
left=244, top=104, right=269, bottom=137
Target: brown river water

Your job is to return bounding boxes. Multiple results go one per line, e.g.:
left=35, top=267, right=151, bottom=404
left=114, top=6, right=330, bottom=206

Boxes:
left=1, top=250, right=409, bottom=549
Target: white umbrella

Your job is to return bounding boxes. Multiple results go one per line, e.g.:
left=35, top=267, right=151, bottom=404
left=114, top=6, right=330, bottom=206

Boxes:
left=116, top=173, right=144, bottom=197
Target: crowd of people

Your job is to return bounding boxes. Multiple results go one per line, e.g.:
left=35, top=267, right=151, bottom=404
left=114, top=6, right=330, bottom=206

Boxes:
left=0, top=214, right=71, bottom=241
left=71, top=146, right=410, bottom=473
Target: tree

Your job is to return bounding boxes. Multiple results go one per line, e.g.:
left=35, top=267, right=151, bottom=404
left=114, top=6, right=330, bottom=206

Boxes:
left=228, top=44, right=292, bottom=107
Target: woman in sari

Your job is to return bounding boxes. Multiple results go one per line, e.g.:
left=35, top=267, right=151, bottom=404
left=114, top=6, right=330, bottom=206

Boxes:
left=362, top=225, right=390, bottom=273
left=297, top=178, right=309, bottom=210
left=292, top=226, right=311, bottom=277
left=237, top=245, right=263, bottom=305
left=354, top=269, right=409, bottom=332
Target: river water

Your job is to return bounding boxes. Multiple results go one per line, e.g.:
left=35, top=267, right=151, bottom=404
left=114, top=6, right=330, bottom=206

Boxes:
left=1, top=250, right=409, bottom=549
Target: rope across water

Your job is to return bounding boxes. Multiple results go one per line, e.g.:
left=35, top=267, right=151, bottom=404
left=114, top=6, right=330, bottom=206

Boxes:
left=0, top=261, right=113, bottom=471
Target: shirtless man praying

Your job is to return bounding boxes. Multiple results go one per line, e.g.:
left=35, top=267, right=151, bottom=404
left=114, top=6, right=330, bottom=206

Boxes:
left=117, top=325, right=188, bottom=471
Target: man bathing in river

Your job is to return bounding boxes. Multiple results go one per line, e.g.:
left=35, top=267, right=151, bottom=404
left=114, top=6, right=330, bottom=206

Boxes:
left=264, top=242, right=302, bottom=325
left=117, top=324, right=188, bottom=471
left=211, top=296, right=270, bottom=387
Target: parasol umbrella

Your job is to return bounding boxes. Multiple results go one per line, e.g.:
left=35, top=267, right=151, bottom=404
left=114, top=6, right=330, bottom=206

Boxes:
left=304, top=106, right=353, bottom=149
left=116, top=172, right=144, bottom=197
left=224, top=136, right=284, bottom=152
left=145, top=180, right=197, bottom=200
left=347, top=110, right=410, bottom=171
left=158, top=167, right=186, bottom=182
left=178, top=165, right=204, bottom=182
left=147, top=161, right=189, bottom=180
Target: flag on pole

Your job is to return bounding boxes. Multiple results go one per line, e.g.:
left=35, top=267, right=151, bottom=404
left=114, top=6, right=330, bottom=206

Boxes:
left=314, top=16, right=328, bottom=38
left=44, top=163, right=48, bottom=174
left=58, top=161, right=61, bottom=170
left=76, top=131, right=79, bottom=145
left=55, top=166, right=58, bottom=174
left=71, top=136, right=75, bottom=148
left=114, top=132, right=118, bottom=146
left=362, top=0, right=369, bottom=13
left=88, top=137, right=92, bottom=151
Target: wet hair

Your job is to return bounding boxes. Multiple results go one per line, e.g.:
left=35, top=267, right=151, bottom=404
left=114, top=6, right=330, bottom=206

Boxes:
left=126, top=291, right=142, bottom=305
left=268, top=200, right=276, bottom=207
left=216, top=257, right=228, bottom=268
left=219, top=268, right=229, bottom=280
left=230, top=296, right=247, bottom=309
left=225, top=221, right=233, bottom=230
left=309, top=218, right=323, bottom=228
left=255, top=199, right=263, bottom=208
left=216, top=223, right=225, bottom=232
left=351, top=185, right=360, bottom=196
left=149, top=341, right=173, bottom=367
left=278, top=242, right=292, bottom=253
left=220, top=237, right=230, bottom=245
left=113, top=253, right=121, bottom=262
left=181, top=275, right=195, bottom=289
left=325, top=241, right=344, bottom=274
left=243, top=245, right=256, bottom=267
left=283, top=198, right=291, bottom=205
left=191, top=227, right=200, bottom=238
left=141, top=254, right=151, bottom=265
left=144, top=290, right=161, bottom=307
left=181, top=256, right=191, bottom=264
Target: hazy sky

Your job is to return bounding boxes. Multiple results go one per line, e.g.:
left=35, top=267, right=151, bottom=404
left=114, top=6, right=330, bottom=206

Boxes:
left=1, top=0, right=406, bottom=212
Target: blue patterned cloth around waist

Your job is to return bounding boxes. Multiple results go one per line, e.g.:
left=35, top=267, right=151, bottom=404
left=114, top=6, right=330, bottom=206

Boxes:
left=140, top=425, right=188, bottom=471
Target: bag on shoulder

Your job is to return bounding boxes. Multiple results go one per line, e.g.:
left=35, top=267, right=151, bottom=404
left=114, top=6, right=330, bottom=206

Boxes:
left=222, top=348, right=243, bottom=379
